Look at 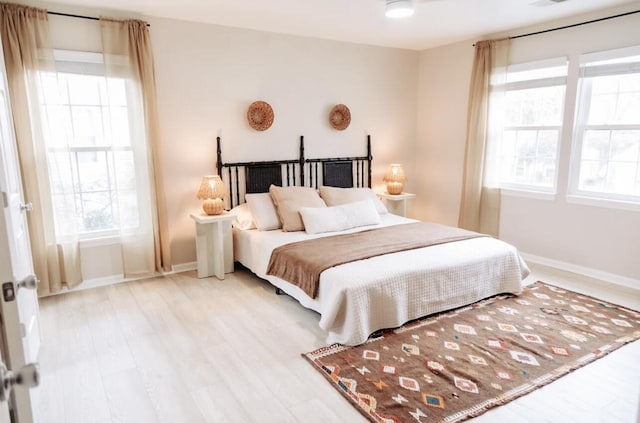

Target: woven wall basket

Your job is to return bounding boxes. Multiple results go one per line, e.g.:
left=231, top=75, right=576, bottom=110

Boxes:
left=329, top=104, right=351, bottom=130
left=247, top=101, right=274, bottom=131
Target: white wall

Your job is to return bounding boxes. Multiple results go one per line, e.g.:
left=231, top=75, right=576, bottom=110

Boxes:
left=18, top=1, right=419, bottom=275
left=415, top=41, right=473, bottom=226
left=149, top=18, right=418, bottom=266
left=416, top=4, right=640, bottom=283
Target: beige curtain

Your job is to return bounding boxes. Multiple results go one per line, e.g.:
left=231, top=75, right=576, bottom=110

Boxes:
left=458, top=39, right=509, bottom=238
left=0, top=3, right=82, bottom=296
left=100, top=18, right=171, bottom=274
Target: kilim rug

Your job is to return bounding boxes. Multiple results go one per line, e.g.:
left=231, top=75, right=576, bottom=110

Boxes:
left=303, top=281, right=640, bottom=423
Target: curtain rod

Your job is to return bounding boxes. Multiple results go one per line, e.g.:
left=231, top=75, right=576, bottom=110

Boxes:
left=510, top=9, right=640, bottom=40
left=474, top=8, right=639, bottom=46
left=47, top=11, right=150, bottom=27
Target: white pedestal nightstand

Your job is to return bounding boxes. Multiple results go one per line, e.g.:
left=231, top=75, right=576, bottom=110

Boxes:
left=190, top=212, right=236, bottom=279
left=377, top=192, right=416, bottom=217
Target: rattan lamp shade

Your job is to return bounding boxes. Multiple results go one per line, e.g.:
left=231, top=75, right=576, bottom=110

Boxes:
left=383, top=164, right=407, bottom=195
left=197, top=175, right=229, bottom=215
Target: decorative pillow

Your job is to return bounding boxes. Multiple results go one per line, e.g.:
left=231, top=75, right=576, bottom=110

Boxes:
left=245, top=193, right=281, bottom=231
left=319, top=186, right=388, bottom=214
left=230, top=203, right=256, bottom=230
left=299, top=200, right=381, bottom=234
left=269, top=185, right=326, bottom=232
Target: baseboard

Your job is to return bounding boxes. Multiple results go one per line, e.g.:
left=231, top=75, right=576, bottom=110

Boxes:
left=521, top=252, right=639, bottom=291
left=171, top=261, right=197, bottom=273
left=68, top=262, right=197, bottom=294
left=65, top=274, right=128, bottom=293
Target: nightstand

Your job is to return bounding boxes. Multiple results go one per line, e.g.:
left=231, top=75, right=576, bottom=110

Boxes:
left=190, top=212, right=236, bottom=279
left=377, top=192, right=416, bottom=217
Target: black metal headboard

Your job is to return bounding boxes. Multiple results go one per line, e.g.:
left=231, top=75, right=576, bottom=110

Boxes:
left=217, top=135, right=372, bottom=209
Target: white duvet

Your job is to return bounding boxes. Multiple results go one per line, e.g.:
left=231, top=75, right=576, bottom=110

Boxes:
left=233, top=214, right=529, bottom=346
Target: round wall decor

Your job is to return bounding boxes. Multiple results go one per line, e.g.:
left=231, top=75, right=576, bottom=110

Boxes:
left=329, top=104, right=351, bottom=130
left=247, top=101, right=274, bottom=131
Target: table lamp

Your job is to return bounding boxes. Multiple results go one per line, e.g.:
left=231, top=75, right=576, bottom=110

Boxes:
left=383, top=164, right=407, bottom=195
left=197, top=175, right=228, bottom=215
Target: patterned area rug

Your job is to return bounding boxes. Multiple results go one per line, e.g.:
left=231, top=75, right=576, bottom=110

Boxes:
left=303, top=281, right=640, bottom=423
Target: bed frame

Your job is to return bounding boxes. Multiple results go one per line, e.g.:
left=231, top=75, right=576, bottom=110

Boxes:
left=216, top=135, right=372, bottom=209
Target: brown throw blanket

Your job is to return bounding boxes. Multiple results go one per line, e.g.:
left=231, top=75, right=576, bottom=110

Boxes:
left=266, top=222, right=486, bottom=299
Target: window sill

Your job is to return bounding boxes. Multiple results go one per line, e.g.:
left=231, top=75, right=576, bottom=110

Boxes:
left=79, top=235, right=121, bottom=249
left=500, top=188, right=556, bottom=201
left=566, top=195, right=640, bottom=212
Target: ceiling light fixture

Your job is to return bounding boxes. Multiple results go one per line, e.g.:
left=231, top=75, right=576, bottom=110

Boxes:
left=385, top=0, right=415, bottom=19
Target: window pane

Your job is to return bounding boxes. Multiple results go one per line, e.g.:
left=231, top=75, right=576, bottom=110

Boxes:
left=500, top=129, right=559, bottom=188
left=40, top=72, right=68, bottom=105
left=578, top=160, right=607, bottom=192
left=67, top=74, right=101, bottom=106
left=537, top=130, right=557, bottom=158
left=534, top=159, right=556, bottom=187
left=505, top=86, right=565, bottom=126
left=587, top=74, right=640, bottom=125
left=80, top=192, right=115, bottom=232
left=582, top=130, right=610, bottom=161
left=117, top=189, right=140, bottom=229
left=110, top=106, right=131, bottom=146
left=113, top=151, right=136, bottom=190
left=77, top=151, right=110, bottom=192
left=47, top=152, right=77, bottom=195
left=71, top=106, right=104, bottom=146
left=610, top=131, right=640, bottom=161
left=43, top=105, right=72, bottom=147
left=106, top=78, right=127, bottom=106
left=605, top=162, right=637, bottom=195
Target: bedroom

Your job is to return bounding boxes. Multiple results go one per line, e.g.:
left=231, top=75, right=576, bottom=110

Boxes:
left=0, top=0, right=638, bottom=422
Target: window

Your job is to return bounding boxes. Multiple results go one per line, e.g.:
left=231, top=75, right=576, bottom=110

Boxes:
left=39, top=51, right=148, bottom=238
left=570, top=46, right=640, bottom=204
left=495, top=58, right=568, bottom=192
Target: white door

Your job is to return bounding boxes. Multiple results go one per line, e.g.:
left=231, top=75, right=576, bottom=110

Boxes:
left=0, top=349, right=10, bottom=423
left=0, top=38, right=41, bottom=422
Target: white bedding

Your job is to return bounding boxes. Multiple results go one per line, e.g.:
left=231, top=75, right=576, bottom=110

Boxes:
left=233, top=214, right=530, bottom=346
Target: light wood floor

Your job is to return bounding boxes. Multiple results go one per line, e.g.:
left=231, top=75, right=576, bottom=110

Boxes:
left=33, top=264, right=640, bottom=423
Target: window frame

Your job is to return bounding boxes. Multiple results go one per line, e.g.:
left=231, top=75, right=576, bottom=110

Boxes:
left=494, top=57, right=568, bottom=194
left=41, top=49, right=144, bottom=240
left=568, top=45, right=640, bottom=207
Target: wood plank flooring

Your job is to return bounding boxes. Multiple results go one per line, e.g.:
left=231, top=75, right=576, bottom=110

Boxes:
left=34, top=264, right=640, bottom=423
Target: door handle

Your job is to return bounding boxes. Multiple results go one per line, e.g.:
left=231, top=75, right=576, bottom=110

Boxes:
left=0, top=362, right=39, bottom=402
left=19, top=202, right=32, bottom=212
left=16, top=275, right=37, bottom=291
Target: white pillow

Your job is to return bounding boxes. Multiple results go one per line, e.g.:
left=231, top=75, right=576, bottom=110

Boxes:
left=319, top=186, right=388, bottom=215
left=245, top=193, right=281, bottom=231
left=299, top=200, right=381, bottom=234
left=230, top=203, right=256, bottom=230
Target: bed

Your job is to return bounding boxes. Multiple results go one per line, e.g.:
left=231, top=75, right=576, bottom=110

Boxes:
left=219, top=136, right=529, bottom=346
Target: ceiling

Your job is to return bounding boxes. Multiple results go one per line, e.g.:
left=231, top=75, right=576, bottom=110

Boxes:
left=44, top=0, right=637, bottom=50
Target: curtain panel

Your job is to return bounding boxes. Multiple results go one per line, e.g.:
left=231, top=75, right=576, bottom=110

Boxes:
left=100, top=18, right=171, bottom=275
left=458, top=39, right=509, bottom=238
left=0, top=2, right=82, bottom=295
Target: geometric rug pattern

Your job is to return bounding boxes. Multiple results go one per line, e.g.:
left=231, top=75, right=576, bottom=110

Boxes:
left=303, top=282, right=640, bottom=422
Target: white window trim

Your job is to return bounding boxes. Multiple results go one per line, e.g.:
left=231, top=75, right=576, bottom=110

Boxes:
left=580, top=44, right=640, bottom=65
left=568, top=47, right=640, bottom=206
left=566, top=194, right=640, bottom=212
left=507, top=57, right=568, bottom=77
left=43, top=50, right=147, bottom=241
left=500, top=188, right=556, bottom=201
left=497, top=66, right=567, bottom=194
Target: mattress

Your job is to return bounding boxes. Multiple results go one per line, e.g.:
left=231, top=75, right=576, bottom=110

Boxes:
left=233, top=214, right=530, bottom=345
